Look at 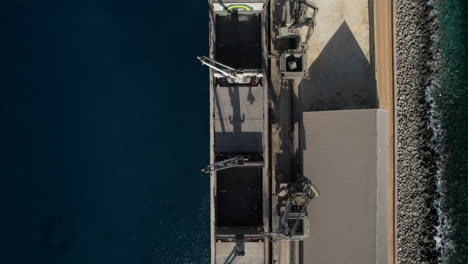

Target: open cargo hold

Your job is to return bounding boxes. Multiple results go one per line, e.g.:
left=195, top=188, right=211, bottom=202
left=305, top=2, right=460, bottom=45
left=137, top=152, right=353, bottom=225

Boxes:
left=216, top=167, right=263, bottom=229
left=215, top=12, right=262, bottom=69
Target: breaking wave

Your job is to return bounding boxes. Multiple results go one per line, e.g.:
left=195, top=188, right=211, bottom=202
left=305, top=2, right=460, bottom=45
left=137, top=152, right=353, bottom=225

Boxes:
left=425, top=75, right=454, bottom=263
left=426, top=0, right=455, bottom=262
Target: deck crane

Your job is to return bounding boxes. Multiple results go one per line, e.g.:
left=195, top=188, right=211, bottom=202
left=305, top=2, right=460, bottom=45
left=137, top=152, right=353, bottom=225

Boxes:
left=197, top=56, right=242, bottom=81
left=202, top=156, right=264, bottom=173
left=278, top=177, right=320, bottom=237
left=265, top=176, right=320, bottom=242
left=197, top=56, right=263, bottom=86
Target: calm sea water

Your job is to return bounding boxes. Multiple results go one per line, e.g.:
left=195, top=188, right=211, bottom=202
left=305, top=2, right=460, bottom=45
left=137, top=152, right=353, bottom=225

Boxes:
left=1, top=1, right=210, bottom=263
left=427, top=0, right=468, bottom=263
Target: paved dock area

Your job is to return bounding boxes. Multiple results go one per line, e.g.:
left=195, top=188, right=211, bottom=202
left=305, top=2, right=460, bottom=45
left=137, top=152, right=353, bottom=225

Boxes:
left=297, top=0, right=395, bottom=263
left=298, top=0, right=376, bottom=112
left=298, top=0, right=395, bottom=262
left=268, top=0, right=293, bottom=261
left=302, top=109, right=388, bottom=264
left=269, top=0, right=395, bottom=262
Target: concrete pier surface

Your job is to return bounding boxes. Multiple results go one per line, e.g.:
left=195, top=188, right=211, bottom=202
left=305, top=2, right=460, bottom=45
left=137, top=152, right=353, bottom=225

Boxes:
left=268, top=0, right=395, bottom=262
left=299, top=0, right=376, bottom=112
left=302, top=109, right=389, bottom=264
left=296, top=0, right=395, bottom=263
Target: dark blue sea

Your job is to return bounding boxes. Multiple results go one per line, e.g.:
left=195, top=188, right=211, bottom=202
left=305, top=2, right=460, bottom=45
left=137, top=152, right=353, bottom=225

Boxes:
left=1, top=1, right=210, bottom=263
left=428, top=0, right=468, bottom=263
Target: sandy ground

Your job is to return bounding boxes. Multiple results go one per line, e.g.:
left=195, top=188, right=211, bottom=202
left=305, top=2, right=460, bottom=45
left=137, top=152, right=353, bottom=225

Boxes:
left=373, top=0, right=395, bottom=263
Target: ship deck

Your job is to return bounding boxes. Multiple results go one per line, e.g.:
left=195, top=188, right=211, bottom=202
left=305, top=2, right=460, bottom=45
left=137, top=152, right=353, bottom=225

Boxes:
left=209, top=2, right=270, bottom=263
left=213, top=0, right=265, bottom=3
left=214, top=85, right=264, bottom=152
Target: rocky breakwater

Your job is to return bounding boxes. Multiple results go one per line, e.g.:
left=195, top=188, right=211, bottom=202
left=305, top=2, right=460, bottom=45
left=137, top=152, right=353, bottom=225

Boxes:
left=395, top=1, right=438, bottom=263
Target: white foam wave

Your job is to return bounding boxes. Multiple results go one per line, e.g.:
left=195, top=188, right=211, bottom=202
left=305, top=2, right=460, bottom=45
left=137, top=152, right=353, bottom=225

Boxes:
left=425, top=0, right=454, bottom=262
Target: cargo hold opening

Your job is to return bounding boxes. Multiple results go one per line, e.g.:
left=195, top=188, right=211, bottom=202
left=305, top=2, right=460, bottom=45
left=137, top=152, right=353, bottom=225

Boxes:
left=215, top=12, right=262, bottom=69
left=216, top=167, right=263, bottom=229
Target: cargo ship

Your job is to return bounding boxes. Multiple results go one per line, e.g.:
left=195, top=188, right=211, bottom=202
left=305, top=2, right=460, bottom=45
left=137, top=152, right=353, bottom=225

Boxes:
left=198, top=1, right=319, bottom=263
